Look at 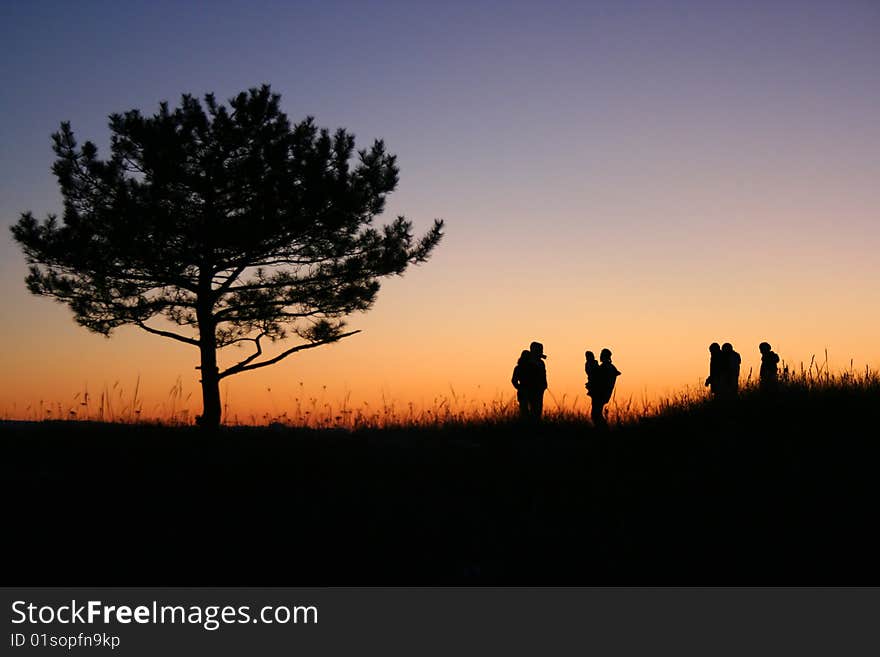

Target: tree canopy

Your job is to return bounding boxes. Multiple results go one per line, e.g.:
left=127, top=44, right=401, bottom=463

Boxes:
left=12, top=84, right=444, bottom=428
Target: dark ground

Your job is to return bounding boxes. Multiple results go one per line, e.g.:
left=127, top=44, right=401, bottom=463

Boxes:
left=2, top=386, right=878, bottom=585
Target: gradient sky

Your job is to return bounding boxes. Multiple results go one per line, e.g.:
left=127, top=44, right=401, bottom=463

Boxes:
left=2, top=1, right=878, bottom=421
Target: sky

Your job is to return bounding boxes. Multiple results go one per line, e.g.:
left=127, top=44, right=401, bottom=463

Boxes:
left=1, top=0, right=878, bottom=422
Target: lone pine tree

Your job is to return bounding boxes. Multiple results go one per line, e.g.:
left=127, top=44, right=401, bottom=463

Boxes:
left=11, top=85, right=444, bottom=429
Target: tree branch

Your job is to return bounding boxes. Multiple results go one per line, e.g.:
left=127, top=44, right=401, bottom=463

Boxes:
left=214, top=303, right=320, bottom=321
left=222, top=332, right=267, bottom=373
left=212, top=264, right=248, bottom=297
left=218, top=330, right=360, bottom=379
left=137, top=321, right=199, bottom=346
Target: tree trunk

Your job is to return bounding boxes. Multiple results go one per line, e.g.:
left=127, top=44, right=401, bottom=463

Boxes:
left=198, top=339, right=222, bottom=430
left=196, top=291, right=221, bottom=430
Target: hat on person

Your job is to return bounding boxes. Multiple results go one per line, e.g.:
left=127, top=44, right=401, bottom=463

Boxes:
left=529, top=341, right=547, bottom=359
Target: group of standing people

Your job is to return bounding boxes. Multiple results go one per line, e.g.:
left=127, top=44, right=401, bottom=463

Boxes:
left=705, top=342, right=742, bottom=398
left=512, top=338, right=782, bottom=427
left=705, top=341, right=780, bottom=398
left=510, top=341, right=622, bottom=427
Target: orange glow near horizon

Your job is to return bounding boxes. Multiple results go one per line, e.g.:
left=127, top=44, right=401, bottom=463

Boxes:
left=3, top=206, right=879, bottom=424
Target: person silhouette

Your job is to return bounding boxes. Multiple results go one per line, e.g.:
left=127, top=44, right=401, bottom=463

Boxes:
left=524, top=341, right=548, bottom=420
left=584, top=350, right=599, bottom=396
left=511, top=349, right=535, bottom=418
left=759, top=341, right=780, bottom=391
left=584, top=350, right=601, bottom=424
left=591, top=348, right=621, bottom=428
left=721, top=342, right=741, bottom=398
left=705, top=342, right=723, bottom=397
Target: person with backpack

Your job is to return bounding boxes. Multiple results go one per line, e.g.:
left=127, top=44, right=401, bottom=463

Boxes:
left=721, top=342, right=741, bottom=398
left=591, top=348, right=621, bottom=428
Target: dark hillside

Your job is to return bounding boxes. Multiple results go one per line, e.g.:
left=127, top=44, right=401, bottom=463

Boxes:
left=3, top=381, right=878, bottom=584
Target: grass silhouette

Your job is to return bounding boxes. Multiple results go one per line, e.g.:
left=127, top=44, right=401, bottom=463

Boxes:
left=2, top=366, right=877, bottom=585
left=4, top=355, right=873, bottom=429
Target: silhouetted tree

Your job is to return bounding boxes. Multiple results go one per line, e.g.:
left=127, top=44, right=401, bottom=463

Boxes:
left=11, top=85, right=444, bottom=429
